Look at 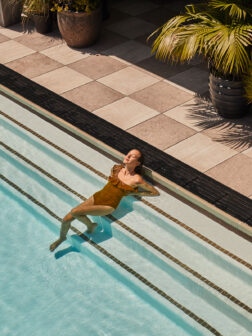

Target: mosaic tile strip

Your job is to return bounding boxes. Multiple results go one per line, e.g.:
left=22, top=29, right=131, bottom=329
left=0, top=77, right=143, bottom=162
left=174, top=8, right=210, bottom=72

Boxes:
left=1, top=64, right=252, bottom=226
left=1, top=110, right=251, bottom=272
left=0, top=173, right=223, bottom=336
left=1, top=140, right=251, bottom=314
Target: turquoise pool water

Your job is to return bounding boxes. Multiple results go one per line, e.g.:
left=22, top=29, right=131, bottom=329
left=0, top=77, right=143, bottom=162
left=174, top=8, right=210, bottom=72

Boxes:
left=0, top=183, right=195, bottom=336
left=0, top=94, right=251, bottom=336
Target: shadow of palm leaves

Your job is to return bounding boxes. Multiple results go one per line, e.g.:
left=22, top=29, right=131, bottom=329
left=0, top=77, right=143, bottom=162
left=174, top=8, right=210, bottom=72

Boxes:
left=186, top=96, right=252, bottom=150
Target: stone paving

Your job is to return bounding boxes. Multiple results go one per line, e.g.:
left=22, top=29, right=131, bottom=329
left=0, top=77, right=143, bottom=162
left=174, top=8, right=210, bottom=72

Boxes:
left=1, top=0, right=252, bottom=199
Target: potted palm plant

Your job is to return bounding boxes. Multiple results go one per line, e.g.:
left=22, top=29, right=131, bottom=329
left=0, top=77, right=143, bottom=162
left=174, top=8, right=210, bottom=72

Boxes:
left=51, top=0, right=102, bottom=47
left=22, top=0, right=52, bottom=33
left=244, top=65, right=252, bottom=105
left=148, top=0, right=252, bottom=118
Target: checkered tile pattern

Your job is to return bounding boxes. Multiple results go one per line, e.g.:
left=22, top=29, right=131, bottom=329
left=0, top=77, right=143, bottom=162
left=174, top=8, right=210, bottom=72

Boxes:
left=1, top=0, right=252, bottom=197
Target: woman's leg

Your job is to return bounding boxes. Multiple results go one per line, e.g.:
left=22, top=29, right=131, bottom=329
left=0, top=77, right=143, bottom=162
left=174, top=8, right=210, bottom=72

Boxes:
left=50, top=197, right=114, bottom=251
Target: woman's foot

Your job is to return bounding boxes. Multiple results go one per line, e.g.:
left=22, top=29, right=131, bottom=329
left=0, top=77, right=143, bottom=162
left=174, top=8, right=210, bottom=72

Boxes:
left=86, top=222, right=98, bottom=234
left=49, top=238, right=66, bottom=252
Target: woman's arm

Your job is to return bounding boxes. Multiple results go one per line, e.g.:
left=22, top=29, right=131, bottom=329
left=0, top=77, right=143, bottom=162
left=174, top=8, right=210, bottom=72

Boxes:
left=132, top=176, right=160, bottom=197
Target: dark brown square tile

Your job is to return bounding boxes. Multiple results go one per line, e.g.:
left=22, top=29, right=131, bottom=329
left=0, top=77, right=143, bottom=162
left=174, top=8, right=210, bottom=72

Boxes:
left=61, top=81, right=123, bottom=111
left=128, top=114, right=195, bottom=149
left=0, top=33, right=9, bottom=43
left=68, top=54, right=127, bottom=80
left=5, top=52, right=62, bottom=78
left=102, top=7, right=131, bottom=27
left=206, top=154, right=252, bottom=196
left=15, top=31, right=63, bottom=51
left=130, top=81, right=193, bottom=112
left=137, top=6, right=177, bottom=26
left=91, top=29, right=128, bottom=53
left=133, top=56, right=193, bottom=80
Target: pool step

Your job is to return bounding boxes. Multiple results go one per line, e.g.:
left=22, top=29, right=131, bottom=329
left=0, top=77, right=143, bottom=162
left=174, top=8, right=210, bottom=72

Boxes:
left=1, top=134, right=250, bottom=310
left=1, top=116, right=252, bottom=336
left=1, top=147, right=251, bottom=336
left=69, top=220, right=251, bottom=336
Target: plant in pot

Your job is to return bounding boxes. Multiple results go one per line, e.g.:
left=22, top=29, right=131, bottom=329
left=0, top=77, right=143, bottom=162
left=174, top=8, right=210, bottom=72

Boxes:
left=50, top=0, right=102, bottom=48
left=21, top=0, right=52, bottom=33
left=244, top=65, right=252, bottom=106
left=148, top=0, right=252, bottom=118
left=0, top=0, right=22, bottom=27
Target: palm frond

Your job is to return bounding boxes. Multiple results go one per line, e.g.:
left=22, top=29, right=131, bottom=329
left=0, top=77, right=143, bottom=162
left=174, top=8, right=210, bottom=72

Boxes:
left=150, top=0, right=252, bottom=76
left=210, top=0, right=250, bottom=20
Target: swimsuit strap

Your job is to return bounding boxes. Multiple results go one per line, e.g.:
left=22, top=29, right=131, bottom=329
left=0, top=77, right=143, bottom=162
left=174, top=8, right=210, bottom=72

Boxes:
left=109, top=164, right=138, bottom=191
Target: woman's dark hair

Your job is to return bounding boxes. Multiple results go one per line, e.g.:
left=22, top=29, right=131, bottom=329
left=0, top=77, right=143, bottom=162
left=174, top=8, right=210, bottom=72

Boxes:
left=134, top=149, right=144, bottom=175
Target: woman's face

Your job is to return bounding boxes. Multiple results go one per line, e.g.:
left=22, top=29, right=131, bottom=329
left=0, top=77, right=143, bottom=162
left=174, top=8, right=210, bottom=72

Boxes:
left=123, top=149, right=141, bottom=167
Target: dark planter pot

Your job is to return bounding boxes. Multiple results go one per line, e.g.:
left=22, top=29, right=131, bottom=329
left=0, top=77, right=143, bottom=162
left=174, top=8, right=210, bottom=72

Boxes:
left=0, top=0, right=22, bottom=27
left=209, top=73, right=249, bottom=118
left=57, top=7, right=102, bottom=48
left=102, top=0, right=109, bottom=20
left=33, top=14, right=52, bottom=34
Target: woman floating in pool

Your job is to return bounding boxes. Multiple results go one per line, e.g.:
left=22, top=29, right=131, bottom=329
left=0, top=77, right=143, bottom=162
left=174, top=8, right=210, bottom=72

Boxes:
left=50, top=149, right=159, bottom=252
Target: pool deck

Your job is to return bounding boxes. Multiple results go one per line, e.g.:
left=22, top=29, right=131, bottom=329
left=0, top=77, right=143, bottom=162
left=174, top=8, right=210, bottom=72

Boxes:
left=0, top=0, right=252, bottom=202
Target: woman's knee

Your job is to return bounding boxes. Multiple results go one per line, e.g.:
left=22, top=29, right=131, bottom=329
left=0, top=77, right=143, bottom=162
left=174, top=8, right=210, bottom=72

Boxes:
left=63, top=212, right=74, bottom=222
left=71, top=207, right=86, bottom=217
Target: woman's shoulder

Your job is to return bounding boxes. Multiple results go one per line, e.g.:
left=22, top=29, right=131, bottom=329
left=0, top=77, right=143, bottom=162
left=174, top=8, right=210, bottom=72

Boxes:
left=111, top=164, right=123, bottom=176
left=133, top=173, right=144, bottom=184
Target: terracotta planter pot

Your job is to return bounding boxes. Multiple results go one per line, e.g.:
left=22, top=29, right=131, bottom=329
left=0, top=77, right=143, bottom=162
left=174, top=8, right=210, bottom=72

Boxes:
left=57, top=7, right=102, bottom=48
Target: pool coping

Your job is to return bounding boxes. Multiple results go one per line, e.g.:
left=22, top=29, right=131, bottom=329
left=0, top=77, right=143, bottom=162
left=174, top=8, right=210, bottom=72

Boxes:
left=0, top=64, right=252, bottom=237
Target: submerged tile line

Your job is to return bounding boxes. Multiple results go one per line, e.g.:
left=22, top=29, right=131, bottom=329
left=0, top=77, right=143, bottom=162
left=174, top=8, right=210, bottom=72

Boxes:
left=1, top=140, right=251, bottom=314
left=0, top=173, right=223, bottom=336
left=1, top=109, right=251, bottom=272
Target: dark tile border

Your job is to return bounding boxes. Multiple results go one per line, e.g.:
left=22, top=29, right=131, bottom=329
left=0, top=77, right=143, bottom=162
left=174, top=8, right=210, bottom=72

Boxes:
left=1, top=64, right=252, bottom=225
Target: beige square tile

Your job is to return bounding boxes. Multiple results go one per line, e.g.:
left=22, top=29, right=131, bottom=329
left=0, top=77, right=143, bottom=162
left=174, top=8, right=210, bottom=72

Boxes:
left=68, top=55, right=127, bottom=80
left=107, top=17, right=156, bottom=39
left=40, top=43, right=94, bottom=65
left=62, top=81, right=123, bottom=112
left=243, top=146, right=252, bottom=158
left=94, top=97, right=159, bottom=129
left=168, top=67, right=209, bottom=94
left=97, top=66, right=159, bottom=95
left=164, top=98, right=209, bottom=131
left=103, top=40, right=152, bottom=64
left=15, top=31, right=63, bottom=51
left=206, top=154, right=252, bottom=197
left=128, top=114, right=195, bottom=149
left=111, top=0, right=158, bottom=15
left=5, top=52, right=62, bottom=78
left=0, top=24, right=23, bottom=38
left=165, top=133, right=237, bottom=172
left=0, top=33, right=9, bottom=43
left=32, top=66, right=92, bottom=94
left=130, top=81, right=193, bottom=112
left=0, top=40, right=35, bottom=63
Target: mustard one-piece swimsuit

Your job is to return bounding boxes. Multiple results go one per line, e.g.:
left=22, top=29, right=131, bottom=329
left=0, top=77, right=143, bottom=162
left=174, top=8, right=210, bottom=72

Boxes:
left=93, top=164, right=138, bottom=209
